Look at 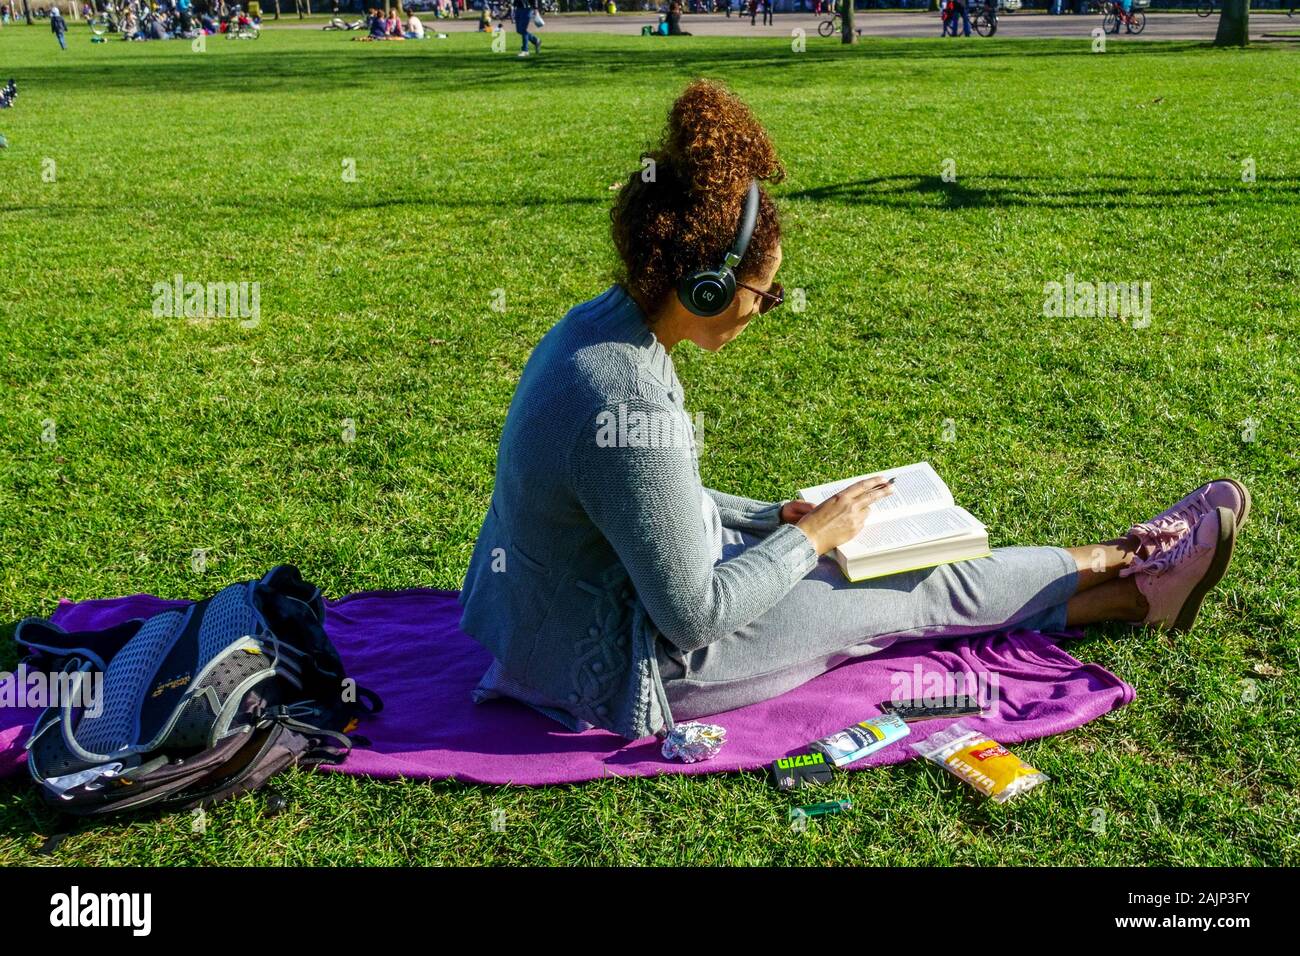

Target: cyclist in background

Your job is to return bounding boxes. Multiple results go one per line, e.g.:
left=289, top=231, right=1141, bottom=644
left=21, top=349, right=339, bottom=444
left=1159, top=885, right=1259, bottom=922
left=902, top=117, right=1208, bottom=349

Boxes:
left=1108, top=0, right=1131, bottom=33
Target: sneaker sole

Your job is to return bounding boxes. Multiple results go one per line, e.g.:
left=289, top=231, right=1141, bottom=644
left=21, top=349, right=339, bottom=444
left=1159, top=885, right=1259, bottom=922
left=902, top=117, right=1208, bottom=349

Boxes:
left=1170, top=506, right=1236, bottom=633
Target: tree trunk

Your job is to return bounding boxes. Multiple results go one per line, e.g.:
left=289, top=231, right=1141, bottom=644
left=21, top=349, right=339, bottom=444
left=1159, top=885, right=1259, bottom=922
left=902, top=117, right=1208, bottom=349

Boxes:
left=1213, top=0, right=1248, bottom=46
left=841, top=0, right=855, bottom=42
left=22, top=0, right=33, bottom=25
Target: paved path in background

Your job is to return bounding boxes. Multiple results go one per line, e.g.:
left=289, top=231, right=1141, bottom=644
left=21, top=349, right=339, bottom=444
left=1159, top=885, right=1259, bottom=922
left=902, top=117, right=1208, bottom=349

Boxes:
left=281, top=11, right=1295, bottom=41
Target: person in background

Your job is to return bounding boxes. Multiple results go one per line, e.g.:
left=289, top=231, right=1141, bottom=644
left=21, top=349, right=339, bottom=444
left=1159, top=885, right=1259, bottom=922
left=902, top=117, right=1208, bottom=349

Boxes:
left=513, top=0, right=540, bottom=57
left=386, top=6, right=403, bottom=35
left=368, top=7, right=388, bottom=36
left=761, top=0, right=771, bottom=25
left=1107, top=0, right=1131, bottom=33
left=666, top=0, right=690, bottom=33
left=406, top=8, right=424, bottom=36
left=50, top=5, right=68, bottom=47
left=952, top=0, right=971, bottom=35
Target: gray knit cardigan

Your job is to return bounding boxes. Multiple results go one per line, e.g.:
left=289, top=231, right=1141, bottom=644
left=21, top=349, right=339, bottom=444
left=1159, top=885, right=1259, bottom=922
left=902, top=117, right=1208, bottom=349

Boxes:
left=458, top=285, right=820, bottom=740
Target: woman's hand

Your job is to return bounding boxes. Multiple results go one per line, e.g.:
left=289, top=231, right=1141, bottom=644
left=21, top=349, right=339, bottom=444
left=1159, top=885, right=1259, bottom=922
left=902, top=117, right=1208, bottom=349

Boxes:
left=794, top=478, right=895, bottom=556
left=779, top=500, right=815, bottom=525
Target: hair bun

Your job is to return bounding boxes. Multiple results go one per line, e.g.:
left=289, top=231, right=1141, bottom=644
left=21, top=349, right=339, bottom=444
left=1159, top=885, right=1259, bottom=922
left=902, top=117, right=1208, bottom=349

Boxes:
left=662, top=80, right=785, bottom=203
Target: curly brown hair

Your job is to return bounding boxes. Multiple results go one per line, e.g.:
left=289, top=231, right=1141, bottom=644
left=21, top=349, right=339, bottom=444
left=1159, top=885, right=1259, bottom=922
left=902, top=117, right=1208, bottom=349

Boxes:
left=610, top=79, right=785, bottom=314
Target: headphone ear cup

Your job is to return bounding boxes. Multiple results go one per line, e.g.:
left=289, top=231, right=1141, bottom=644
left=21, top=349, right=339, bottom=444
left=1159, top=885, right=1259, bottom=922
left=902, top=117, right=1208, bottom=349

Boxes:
left=677, top=270, right=736, bottom=317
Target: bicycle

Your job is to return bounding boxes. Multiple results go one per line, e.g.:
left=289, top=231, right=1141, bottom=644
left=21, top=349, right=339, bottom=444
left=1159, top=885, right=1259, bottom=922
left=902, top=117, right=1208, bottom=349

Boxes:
left=89, top=1, right=134, bottom=35
left=1196, top=0, right=1214, bottom=16
left=89, top=10, right=117, bottom=34
left=972, top=0, right=997, bottom=36
left=817, top=10, right=839, bottom=36
left=1102, top=0, right=1144, bottom=34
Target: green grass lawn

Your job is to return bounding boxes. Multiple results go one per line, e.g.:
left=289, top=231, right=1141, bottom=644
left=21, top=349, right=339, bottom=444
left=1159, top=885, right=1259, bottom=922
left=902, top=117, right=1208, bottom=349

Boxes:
left=0, top=26, right=1297, bottom=866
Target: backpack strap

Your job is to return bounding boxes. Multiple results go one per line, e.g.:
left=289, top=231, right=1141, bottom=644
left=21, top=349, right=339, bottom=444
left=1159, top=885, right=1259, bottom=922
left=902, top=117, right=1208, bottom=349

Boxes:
left=15, top=617, right=145, bottom=673
left=265, top=702, right=356, bottom=763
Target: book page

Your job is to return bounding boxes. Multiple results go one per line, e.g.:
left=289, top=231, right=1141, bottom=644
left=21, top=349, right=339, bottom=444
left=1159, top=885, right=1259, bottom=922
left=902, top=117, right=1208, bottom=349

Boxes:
left=799, top=462, right=954, bottom=523
left=839, top=506, right=985, bottom=559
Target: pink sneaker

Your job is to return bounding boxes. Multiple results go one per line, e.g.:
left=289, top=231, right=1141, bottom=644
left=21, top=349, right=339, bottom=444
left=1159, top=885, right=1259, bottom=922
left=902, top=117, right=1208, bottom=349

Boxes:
left=1127, top=506, right=1237, bottom=632
left=1144, top=479, right=1251, bottom=531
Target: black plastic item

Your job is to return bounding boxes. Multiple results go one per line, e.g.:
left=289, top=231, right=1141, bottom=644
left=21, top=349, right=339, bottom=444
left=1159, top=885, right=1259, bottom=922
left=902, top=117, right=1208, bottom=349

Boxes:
left=879, top=697, right=984, bottom=722
left=769, top=752, right=835, bottom=792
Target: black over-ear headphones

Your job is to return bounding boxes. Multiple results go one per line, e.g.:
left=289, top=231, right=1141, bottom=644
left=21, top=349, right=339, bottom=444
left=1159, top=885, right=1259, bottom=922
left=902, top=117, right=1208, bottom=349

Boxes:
left=675, top=180, right=760, bottom=317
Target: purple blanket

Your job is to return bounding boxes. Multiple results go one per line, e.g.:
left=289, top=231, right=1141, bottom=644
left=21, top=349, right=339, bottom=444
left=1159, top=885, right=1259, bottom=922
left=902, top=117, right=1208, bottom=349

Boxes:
left=0, top=589, right=1133, bottom=785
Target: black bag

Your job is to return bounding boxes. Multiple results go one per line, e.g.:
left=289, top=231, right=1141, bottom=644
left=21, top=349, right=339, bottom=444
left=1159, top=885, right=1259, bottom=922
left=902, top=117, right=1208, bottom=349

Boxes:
left=15, top=565, right=381, bottom=816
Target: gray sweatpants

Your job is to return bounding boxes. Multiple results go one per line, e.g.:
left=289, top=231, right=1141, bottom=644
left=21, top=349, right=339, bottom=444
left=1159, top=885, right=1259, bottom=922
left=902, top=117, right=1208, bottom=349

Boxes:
left=654, top=527, right=1079, bottom=720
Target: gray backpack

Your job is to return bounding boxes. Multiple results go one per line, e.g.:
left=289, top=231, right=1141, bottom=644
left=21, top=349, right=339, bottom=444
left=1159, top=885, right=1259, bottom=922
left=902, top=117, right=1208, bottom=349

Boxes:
left=16, top=565, right=381, bottom=816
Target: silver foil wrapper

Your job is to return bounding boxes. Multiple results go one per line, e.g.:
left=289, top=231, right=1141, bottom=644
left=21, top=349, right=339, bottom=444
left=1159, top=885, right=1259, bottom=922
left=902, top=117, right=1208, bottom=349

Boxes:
left=660, top=722, right=727, bottom=763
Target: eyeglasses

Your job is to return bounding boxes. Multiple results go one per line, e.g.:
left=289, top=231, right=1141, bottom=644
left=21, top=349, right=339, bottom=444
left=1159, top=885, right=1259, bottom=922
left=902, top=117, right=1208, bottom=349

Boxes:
left=736, top=280, right=784, bottom=315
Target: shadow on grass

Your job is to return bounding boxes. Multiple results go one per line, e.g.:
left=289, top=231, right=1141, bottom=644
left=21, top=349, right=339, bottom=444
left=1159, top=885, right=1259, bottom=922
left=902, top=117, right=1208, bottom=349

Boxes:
left=787, top=173, right=1300, bottom=209
left=0, top=193, right=609, bottom=218
left=7, top=171, right=1294, bottom=219
left=13, top=39, right=1219, bottom=94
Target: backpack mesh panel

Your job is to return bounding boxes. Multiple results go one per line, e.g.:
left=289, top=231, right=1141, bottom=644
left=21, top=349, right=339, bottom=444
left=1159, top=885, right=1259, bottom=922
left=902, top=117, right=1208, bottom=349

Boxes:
left=198, top=584, right=260, bottom=662
left=72, top=611, right=186, bottom=755
left=164, top=695, right=219, bottom=752
left=70, top=583, right=261, bottom=756
left=32, top=721, right=98, bottom=778
left=162, top=649, right=272, bottom=750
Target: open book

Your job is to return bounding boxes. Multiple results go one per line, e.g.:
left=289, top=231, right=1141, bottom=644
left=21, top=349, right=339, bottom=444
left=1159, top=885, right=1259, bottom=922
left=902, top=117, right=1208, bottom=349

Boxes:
left=798, top=462, right=990, bottom=582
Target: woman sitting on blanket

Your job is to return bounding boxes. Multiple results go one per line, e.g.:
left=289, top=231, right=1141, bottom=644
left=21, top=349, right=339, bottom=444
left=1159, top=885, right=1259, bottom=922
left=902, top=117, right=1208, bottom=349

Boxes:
left=457, top=79, right=1249, bottom=742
